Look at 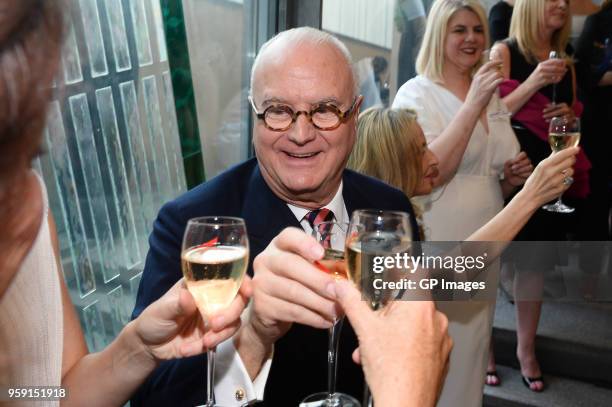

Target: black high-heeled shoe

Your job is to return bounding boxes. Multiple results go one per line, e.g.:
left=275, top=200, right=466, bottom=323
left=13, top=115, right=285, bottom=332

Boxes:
left=522, top=375, right=545, bottom=392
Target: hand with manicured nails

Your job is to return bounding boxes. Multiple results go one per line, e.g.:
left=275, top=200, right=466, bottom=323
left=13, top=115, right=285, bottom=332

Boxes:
left=526, top=58, right=567, bottom=90
left=520, top=146, right=579, bottom=207
left=465, top=60, right=506, bottom=111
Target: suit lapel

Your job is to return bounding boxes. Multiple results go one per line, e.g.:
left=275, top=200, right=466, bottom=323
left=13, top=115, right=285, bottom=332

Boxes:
left=242, top=165, right=302, bottom=259
left=342, top=170, right=372, bottom=218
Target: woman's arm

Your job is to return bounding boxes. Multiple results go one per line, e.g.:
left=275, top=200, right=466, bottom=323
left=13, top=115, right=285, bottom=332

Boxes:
left=469, top=147, right=578, bottom=243
left=493, top=43, right=567, bottom=114
left=427, top=62, right=504, bottom=185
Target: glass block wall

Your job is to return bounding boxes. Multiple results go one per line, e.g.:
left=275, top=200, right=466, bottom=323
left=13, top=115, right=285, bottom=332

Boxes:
left=33, top=0, right=186, bottom=352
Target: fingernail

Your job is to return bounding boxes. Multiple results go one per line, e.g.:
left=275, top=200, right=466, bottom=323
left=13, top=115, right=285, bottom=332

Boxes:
left=311, top=244, right=324, bottom=259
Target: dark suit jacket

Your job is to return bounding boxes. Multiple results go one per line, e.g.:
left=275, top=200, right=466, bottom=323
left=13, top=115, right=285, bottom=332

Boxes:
left=131, top=158, right=418, bottom=406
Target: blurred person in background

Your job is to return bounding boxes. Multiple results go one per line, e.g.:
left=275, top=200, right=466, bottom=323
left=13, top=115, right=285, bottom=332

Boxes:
left=492, top=0, right=590, bottom=392
left=489, top=0, right=515, bottom=43
left=574, top=0, right=612, bottom=296
left=570, top=0, right=601, bottom=47
left=392, top=0, right=531, bottom=402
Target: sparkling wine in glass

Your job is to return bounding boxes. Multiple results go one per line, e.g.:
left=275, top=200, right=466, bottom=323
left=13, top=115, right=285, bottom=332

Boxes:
left=301, top=222, right=360, bottom=407
left=346, top=210, right=412, bottom=407
left=346, top=210, right=412, bottom=310
left=542, top=116, right=580, bottom=213
left=181, top=216, right=249, bottom=407
left=487, top=48, right=512, bottom=120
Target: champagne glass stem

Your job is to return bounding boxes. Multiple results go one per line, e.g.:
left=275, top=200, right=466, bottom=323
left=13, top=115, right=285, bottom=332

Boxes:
left=326, top=317, right=344, bottom=405
left=551, top=83, right=557, bottom=105
left=206, top=348, right=216, bottom=406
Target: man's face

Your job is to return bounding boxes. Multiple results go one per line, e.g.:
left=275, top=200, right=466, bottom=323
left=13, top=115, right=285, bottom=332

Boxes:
left=251, top=40, right=357, bottom=208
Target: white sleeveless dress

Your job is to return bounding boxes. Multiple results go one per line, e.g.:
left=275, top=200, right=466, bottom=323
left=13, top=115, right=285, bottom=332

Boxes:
left=0, top=173, right=63, bottom=406
left=393, top=76, right=519, bottom=407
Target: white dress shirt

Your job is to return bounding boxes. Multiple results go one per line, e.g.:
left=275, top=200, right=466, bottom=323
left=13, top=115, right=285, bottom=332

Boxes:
left=287, top=181, right=349, bottom=236
left=212, top=182, right=347, bottom=406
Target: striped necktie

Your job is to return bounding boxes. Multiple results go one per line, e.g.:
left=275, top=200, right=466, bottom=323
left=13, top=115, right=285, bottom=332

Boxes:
left=305, top=208, right=335, bottom=248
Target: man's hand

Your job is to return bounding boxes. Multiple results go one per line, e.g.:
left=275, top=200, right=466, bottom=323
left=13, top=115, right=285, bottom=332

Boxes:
left=133, top=277, right=252, bottom=362
left=234, top=227, right=337, bottom=379
left=246, top=227, right=337, bottom=346
left=503, top=151, right=533, bottom=187
left=332, top=280, right=452, bottom=407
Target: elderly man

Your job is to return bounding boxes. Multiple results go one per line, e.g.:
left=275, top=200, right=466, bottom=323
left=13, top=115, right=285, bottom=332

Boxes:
left=131, top=27, right=419, bottom=406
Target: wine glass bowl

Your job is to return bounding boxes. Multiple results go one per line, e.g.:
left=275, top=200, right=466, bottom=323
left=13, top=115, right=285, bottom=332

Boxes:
left=181, top=216, right=249, bottom=407
left=346, top=210, right=412, bottom=310
left=486, top=48, right=512, bottom=120
left=542, top=116, right=580, bottom=213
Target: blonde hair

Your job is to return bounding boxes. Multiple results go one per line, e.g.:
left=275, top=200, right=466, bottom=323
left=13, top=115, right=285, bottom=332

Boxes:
left=509, top=0, right=571, bottom=64
left=348, top=107, right=422, bottom=198
left=416, top=0, right=489, bottom=82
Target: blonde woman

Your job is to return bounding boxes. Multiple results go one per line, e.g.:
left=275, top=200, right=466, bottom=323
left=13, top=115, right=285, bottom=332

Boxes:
left=392, top=0, right=533, bottom=405
left=492, top=0, right=589, bottom=392
left=350, top=108, right=439, bottom=198
left=349, top=104, right=579, bottom=405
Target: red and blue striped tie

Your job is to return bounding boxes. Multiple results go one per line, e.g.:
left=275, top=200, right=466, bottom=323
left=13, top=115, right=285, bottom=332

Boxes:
left=305, top=208, right=335, bottom=248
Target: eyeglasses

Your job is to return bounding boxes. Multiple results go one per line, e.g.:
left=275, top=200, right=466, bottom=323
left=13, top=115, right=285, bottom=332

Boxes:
left=249, top=96, right=363, bottom=132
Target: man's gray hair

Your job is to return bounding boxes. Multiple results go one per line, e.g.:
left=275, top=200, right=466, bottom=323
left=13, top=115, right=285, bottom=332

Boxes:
left=249, top=27, right=359, bottom=99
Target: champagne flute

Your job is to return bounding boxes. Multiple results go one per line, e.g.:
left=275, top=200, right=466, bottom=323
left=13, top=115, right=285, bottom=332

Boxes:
left=181, top=216, right=249, bottom=407
left=301, top=222, right=360, bottom=407
left=487, top=48, right=512, bottom=120
left=346, top=210, right=412, bottom=407
left=542, top=116, right=580, bottom=213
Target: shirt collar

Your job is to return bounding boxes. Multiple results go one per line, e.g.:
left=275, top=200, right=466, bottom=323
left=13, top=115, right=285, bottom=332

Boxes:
left=287, top=181, right=346, bottom=226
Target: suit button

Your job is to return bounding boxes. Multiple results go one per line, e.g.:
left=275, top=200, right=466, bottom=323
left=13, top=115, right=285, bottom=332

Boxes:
left=235, top=388, right=245, bottom=401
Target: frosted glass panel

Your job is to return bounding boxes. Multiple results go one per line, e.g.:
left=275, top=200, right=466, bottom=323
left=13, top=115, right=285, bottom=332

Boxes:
left=142, top=75, right=173, bottom=200
left=46, top=103, right=96, bottom=298
left=119, top=80, right=156, bottom=241
left=150, top=0, right=168, bottom=61
left=96, top=87, right=140, bottom=269
left=69, top=93, right=119, bottom=283
left=105, top=0, right=132, bottom=72
left=162, top=71, right=186, bottom=195
left=79, top=0, right=109, bottom=77
left=62, top=18, right=83, bottom=84
left=129, top=0, right=153, bottom=66
left=83, top=300, right=105, bottom=351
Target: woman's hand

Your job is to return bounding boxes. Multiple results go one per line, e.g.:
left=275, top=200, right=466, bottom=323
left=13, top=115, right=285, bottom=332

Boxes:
left=520, top=146, right=579, bottom=207
left=465, top=60, right=505, bottom=111
left=331, top=280, right=452, bottom=407
left=526, top=58, right=567, bottom=90
left=134, top=277, right=252, bottom=362
left=542, top=102, right=575, bottom=122
left=503, top=151, right=533, bottom=187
